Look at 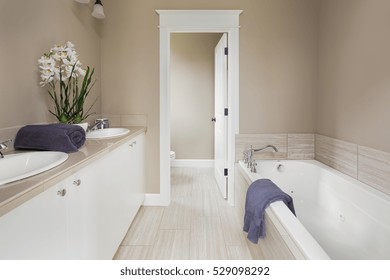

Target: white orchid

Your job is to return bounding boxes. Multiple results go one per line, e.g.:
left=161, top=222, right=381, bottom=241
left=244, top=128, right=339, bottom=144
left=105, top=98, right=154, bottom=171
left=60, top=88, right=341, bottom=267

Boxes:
left=38, top=54, right=56, bottom=86
left=38, top=41, right=85, bottom=85
left=38, top=41, right=96, bottom=124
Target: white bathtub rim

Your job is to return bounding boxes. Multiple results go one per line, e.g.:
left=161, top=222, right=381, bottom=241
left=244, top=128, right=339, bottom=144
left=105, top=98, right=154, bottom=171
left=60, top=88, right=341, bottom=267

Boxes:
left=237, top=160, right=331, bottom=260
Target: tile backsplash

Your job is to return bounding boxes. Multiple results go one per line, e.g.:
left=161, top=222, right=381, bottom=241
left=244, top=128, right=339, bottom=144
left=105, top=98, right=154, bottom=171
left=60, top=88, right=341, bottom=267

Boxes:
left=101, top=114, right=147, bottom=127
left=288, top=134, right=315, bottom=160
left=235, top=133, right=314, bottom=162
left=235, top=134, right=288, bottom=161
left=315, top=134, right=358, bottom=179
left=236, top=133, right=390, bottom=196
left=357, top=145, right=390, bottom=196
left=315, top=135, right=390, bottom=196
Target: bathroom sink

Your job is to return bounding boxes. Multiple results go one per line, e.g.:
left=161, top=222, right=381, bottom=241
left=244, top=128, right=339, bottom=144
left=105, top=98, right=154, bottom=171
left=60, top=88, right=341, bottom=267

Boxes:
left=0, top=151, right=68, bottom=186
left=86, top=128, right=130, bottom=139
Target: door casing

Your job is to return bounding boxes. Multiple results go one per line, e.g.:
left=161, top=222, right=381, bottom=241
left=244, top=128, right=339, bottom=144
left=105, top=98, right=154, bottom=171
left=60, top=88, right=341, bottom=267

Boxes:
left=151, top=10, right=242, bottom=207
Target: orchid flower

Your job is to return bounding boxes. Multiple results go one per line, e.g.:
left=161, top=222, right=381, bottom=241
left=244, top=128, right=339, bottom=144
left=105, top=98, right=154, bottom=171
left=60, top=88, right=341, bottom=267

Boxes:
left=38, top=41, right=96, bottom=124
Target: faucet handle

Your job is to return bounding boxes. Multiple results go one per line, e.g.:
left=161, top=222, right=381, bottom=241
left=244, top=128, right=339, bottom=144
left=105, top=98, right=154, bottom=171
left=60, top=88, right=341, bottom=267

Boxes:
left=0, top=139, right=12, bottom=148
left=243, top=150, right=249, bottom=163
left=250, top=160, right=257, bottom=173
left=0, top=139, right=12, bottom=158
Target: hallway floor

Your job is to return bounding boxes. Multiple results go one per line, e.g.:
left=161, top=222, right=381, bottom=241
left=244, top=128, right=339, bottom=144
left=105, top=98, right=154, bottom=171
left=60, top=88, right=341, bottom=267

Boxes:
left=114, top=167, right=253, bottom=260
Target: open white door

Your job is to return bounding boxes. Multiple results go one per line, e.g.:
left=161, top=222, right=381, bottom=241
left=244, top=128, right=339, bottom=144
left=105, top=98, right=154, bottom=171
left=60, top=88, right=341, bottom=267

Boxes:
left=214, top=33, right=228, bottom=199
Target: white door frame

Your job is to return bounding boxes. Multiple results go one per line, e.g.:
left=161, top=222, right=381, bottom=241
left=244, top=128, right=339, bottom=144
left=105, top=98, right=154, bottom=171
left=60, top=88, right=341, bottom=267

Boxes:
left=155, top=10, right=242, bottom=206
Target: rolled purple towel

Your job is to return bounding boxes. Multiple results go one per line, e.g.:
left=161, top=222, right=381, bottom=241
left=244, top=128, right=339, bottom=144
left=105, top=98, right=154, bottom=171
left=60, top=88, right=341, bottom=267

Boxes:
left=14, top=124, right=86, bottom=153
left=243, top=179, right=295, bottom=244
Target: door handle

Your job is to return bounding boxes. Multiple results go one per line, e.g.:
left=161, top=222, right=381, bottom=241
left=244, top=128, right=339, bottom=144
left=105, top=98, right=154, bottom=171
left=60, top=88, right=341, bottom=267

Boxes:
left=211, top=117, right=216, bottom=122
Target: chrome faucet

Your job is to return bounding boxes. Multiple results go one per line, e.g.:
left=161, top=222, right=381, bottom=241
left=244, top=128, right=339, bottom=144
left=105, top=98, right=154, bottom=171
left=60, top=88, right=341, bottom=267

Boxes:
left=253, top=144, right=278, bottom=153
left=0, top=139, right=12, bottom=158
left=87, top=118, right=109, bottom=132
left=87, top=122, right=101, bottom=132
left=243, top=144, right=278, bottom=173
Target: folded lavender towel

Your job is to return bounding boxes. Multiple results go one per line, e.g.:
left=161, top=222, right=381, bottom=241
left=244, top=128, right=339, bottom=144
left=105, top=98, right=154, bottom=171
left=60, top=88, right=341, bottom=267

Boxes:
left=243, top=179, right=295, bottom=244
left=14, top=124, right=86, bottom=153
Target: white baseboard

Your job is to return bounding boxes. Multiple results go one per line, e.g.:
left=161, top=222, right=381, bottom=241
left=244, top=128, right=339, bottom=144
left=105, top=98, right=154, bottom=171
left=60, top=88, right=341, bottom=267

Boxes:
left=143, top=193, right=170, bottom=206
left=143, top=160, right=214, bottom=206
left=171, top=159, right=214, bottom=168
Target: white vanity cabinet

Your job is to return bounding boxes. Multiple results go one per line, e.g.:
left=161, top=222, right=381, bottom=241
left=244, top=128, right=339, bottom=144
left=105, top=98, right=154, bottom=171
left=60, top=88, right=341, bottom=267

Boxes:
left=96, top=132, right=145, bottom=258
left=0, top=132, right=145, bottom=260
left=0, top=183, right=68, bottom=259
left=66, top=162, right=101, bottom=259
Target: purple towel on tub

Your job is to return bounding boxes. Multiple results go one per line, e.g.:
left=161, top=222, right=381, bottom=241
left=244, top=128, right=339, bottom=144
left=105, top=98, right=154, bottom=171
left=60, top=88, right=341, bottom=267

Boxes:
left=14, top=124, right=86, bottom=153
left=243, top=179, right=295, bottom=244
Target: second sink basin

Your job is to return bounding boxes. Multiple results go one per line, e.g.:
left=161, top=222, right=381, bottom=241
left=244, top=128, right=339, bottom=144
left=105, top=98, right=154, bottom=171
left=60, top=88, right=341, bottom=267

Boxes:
left=86, top=128, right=130, bottom=139
left=0, top=151, right=68, bottom=186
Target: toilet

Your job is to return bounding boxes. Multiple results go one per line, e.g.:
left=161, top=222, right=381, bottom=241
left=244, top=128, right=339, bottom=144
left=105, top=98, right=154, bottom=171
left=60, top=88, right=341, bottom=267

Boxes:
left=170, top=151, right=176, bottom=164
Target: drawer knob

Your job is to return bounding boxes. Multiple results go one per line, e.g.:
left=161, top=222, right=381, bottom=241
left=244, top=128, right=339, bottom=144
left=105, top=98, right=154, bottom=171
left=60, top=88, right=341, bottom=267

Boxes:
left=57, top=189, right=67, bottom=197
left=73, top=179, right=81, bottom=186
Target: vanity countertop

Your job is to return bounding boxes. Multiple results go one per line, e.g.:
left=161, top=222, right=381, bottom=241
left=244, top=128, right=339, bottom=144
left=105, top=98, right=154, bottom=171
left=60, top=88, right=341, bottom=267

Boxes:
left=0, top=126, right=146, bottom=217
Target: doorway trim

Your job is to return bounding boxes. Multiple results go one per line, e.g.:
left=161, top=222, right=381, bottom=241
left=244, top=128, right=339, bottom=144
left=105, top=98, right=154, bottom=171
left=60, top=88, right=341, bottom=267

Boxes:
left=156, top=10, right=242, bottom=206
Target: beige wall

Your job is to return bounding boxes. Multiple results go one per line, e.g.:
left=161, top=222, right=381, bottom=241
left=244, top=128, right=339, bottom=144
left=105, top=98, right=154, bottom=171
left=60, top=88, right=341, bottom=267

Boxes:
left=101, top=0, right=319, bottom=193
left=2, top=0, right=388, bottom=195
left=239, top=0, right=318, bottom=134
left=0, top=0, right=102, bottom=129
left=318, top=0, right=390, bottom=153
left=170, top=33, right=222, bottom=160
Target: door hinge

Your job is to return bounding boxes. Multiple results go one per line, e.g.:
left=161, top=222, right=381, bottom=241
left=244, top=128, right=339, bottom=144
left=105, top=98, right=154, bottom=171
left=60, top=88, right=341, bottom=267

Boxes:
left=224, top=108, right=228, bottom=116
left=224, top=168, right=228, bottom=176
left=224, top=47, right=228, bottom=55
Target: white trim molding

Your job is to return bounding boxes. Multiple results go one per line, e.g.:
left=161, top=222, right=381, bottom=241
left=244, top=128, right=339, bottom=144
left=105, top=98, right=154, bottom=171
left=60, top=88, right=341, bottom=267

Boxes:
left=156, top=10, right=242, bottom=206
left=171, top=159, right=215, bottom=168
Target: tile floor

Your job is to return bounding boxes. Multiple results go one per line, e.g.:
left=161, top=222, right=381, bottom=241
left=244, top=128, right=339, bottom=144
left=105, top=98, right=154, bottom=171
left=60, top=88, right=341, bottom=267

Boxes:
left=114, top=167, right=253, bottom=260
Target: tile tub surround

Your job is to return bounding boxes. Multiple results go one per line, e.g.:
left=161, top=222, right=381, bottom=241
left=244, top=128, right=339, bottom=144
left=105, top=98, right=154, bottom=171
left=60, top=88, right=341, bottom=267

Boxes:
left=315, top=134, right=358, bottom=179
left=314, top=134, right=390, bottom=196
left=0, top=126, right=146, bottom=218
left=235, top=133, right=315, bottom=162
left=358, top=146, right=390, bottom=196
left=288, top=134, right=315, bottom=160
left=236, top=133, right=390, bottom=197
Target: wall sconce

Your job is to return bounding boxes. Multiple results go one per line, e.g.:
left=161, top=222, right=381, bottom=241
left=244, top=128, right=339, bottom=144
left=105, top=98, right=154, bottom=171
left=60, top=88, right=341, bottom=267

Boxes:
left=92, top=0, right=105, bottom=19
left=75, top=0, right=105, bottom=19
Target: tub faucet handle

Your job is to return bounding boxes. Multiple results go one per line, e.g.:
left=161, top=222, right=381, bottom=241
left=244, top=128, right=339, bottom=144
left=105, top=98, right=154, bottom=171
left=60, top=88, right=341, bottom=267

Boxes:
left=246, top=145, right=254, bottom=168
left=0, top=139, right=13, bottom=158
left=243, top=150, right=249, bottom=164
left=250, top=160, right=257, bottom=173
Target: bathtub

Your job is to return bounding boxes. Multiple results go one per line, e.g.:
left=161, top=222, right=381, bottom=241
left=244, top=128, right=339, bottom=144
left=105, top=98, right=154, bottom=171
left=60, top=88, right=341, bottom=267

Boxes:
left=237, top=160, right=390, bottom=260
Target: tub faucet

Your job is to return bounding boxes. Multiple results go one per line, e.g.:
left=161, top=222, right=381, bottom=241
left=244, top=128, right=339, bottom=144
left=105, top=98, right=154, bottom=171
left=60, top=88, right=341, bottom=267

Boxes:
left=0, top=139, right=12, bottom=158
left=253, top=145, right=278, bottom=153
left=244, top=144, right=278, bottom=172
